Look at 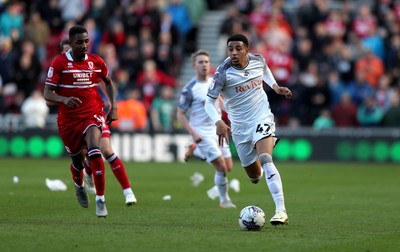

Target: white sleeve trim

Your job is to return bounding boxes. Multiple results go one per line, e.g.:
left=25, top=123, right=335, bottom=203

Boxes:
left=263, top=66, right=277, bottom=88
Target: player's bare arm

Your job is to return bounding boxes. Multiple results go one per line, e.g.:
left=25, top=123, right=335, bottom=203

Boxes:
left=102, top=75, right=118, bottom=123
left=176, top=108, right=203, bottom=143
left=99, top=80, right=111, bottom=111
left=43, top=84, right=82, bottom=108
left=272, top=83, right=292, bottom=99
left=215, top=120, right=231, bottom=146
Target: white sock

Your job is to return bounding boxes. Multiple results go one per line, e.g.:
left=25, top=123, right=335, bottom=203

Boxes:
left=96, top=195, right=105, bottom=201
left=259, top=154, right=286, bottom=211
left=214, top=171, right=230, bottom=203
left=123, top=188, right=133, bottom=196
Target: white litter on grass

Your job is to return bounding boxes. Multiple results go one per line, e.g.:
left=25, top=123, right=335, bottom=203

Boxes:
left=206, top=185, right=219, bottom=200
left=45, top=178, right=67, bottom=191
left=229, top=178, right=240, bottom=193
left=190, top=172, right=204, bottom=186
left=162, top=195, right=172, bottom=201
left=13, top=176, right=19, bottom=184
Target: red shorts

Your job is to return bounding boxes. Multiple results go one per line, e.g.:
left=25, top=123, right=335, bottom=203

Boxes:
left=58, top=112, right=105, bottom=155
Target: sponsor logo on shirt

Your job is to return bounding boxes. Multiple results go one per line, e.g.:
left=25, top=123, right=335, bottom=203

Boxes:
left=235, top=79, right=262, bottom=93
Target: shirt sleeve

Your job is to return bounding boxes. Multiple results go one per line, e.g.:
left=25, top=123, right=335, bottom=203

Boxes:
left=45, top=57, right=61, bottom=86
left=205, top=96, right=221, bottom=124
left=261, top=55, right=277, bottom=88
left=207, top=64, right=226, bottom=99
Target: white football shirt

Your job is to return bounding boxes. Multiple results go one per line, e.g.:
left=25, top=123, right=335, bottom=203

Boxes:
left=207, top=53, right=276, bottom=127
left=178, top=77, right=220, bottom=136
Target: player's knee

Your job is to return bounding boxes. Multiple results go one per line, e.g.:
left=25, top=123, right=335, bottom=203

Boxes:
left=259, top=153, right=272, bottom=167
left=249, top=169, right=264, bottom=184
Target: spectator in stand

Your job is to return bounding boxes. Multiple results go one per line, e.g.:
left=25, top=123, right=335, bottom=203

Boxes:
left=357, top=95, right=384, bottom=127
left=157, top=30, right=175, bottom=76
left=332, top=92, right=358, bottom=127
left=101, top=19, right=126, bottom=50
left=386, top=34, right=400, bottom=83
left=323, top=9, right=346, bottom=40
left=151, top=85, right=175, bottom=133
left=99, top=43, right=119, bottom=77
left=165, top=0, right=193, bottom=52
left=382, top=89, right=400, bottom=127
left=313, top=109, right=335, bottom=130
left=0, top=37, right=15, bottom=84
left=335, top=43, right=354, bottom=84
left=118, top=34, right=140, bottom=79
left=82, top=18, right=101, bottom=54
left=20, top=89, right=49, bottom=129
left=352, top=4, right=377, bottom=39
left=294, top=36, right=313, bottom=73
left=375, top=74, right=395, bottom=113
left=139, top=40, right=157, bottom=65
left=86, top=0, right=109, bottom=32
left=327, top=70, right=348, bottom=107
left=361, top=24, right=385, bottom=60
left=135, top=59, right=176, bottom=111
left=114, top=68, right=135, bottom=101
left=347, top=70, right=375, bottom=106
left=219, top=6, right=250, bottom=62
left=58, top=0, right=87, bottom=23
left=39, top=0, right=63, bottom=34
left=0, top=1, right=24, bottom=39
left=12, top=39, right=42, bottom=98
left=111, top=88, right=148, bottom=132
left=305, top=73, right=332, bottom=124
left=24, top=11, right=50, bottom=63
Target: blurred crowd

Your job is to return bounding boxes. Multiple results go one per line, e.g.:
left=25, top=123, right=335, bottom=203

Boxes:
left=219, top=0, right=400, bottom=129
left=0, top=0, right=400, bottom=133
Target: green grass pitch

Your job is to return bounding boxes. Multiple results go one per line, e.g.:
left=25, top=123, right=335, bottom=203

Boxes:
left=1, top=158, right=399, bottom=252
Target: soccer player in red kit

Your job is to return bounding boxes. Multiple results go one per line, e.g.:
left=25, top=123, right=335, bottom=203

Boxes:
left=43, top=25, right=117, bottom=218
left=57, top=39, right=137, bottom=206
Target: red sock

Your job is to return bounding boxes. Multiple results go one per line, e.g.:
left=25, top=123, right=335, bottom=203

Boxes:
left=70, top=163, right=83, bottom=186
left=106, top=154, right=131, bottom=190
left=88, top=148, right=105, bottom=196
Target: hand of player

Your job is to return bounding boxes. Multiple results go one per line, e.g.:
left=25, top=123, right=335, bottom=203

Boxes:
left=63, top=97, right=82, bottom=108
left=192, top=133, right=202, bottom=144
left=106, top=107, right=118, bottom=124
left=274, top=86, right=292, bottom=99
left=216, top=120, right=231, bottom=146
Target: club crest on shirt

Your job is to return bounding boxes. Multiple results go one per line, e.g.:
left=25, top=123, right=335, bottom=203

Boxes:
left=47, top=67, right=54, bottom=78
left=88, top=61, right=94, bottom=69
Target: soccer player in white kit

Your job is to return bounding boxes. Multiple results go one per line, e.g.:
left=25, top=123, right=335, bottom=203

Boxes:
left=177, top=49, right=236, bottom=209
left=205, top=34, right=293, bottom=225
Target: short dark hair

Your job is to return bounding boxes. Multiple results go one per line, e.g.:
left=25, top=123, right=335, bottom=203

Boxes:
left=68, top=25, right=88, bottom=41
left=227, top=34, right=249, bottom=47
left=59, top=38, right=69, bottom=51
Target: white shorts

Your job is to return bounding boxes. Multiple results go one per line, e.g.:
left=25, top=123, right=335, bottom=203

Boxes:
left=196, top=135, right=231, bottom=163
left=232, top=119, right=277, bottom=167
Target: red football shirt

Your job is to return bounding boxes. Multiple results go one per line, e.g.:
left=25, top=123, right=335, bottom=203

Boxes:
left=45, top=50, right=108, bottom=121
left=45, top=50, right=110, bottom=154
